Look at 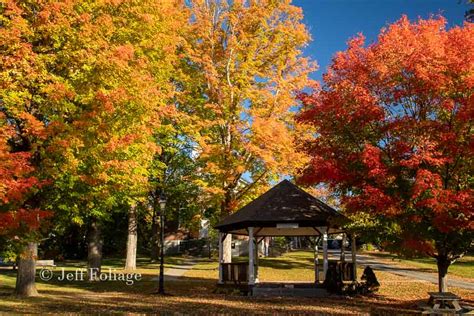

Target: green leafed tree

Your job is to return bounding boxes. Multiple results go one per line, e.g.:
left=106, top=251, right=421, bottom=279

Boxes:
left=1, top=0, right=186, bottom=290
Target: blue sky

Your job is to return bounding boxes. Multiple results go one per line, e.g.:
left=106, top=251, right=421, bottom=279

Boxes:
left=293, top=0, right=471, bottom=81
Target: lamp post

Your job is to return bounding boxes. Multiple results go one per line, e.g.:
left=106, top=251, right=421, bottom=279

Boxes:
left=157, top=193, right=167, bottom=295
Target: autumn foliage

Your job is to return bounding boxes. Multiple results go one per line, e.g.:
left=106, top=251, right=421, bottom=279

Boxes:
left=1, top=0, right=188, bottom=295
left=2, top=0, right=472, bottom=298
left=0, top=114, right=49, bottom=233
left=297, top=17, right=473, bottom=290
left=1, top=0, right=184, bottom=222
left=184, top=0, right=315, bottom=218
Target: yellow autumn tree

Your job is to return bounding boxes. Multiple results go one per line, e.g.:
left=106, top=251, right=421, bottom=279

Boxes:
left=183, top=0, right=316, bottom=261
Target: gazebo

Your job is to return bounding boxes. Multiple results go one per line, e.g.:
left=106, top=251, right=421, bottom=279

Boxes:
left=215, top=180, right=357, bottom=292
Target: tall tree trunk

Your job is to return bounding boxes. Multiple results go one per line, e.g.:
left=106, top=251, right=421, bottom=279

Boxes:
left=87, top=218, right=102, bottom=281
left=221, top=191, right=234, bottom=263
left=436, top=255, right=450, bottom=292
left=15, top=242, right=38, bottom=297
left=125, top=204, right=138, bottom=270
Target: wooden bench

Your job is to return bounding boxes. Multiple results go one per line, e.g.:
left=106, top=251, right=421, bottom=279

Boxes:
left=36, top=260, right=56, bottom=267
left=327, top=260, right=355, bottom=281
left=222, top=262, right=249, bottom=284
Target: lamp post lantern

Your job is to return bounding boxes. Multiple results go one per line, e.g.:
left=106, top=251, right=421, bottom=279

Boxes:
left=157, top=193, right=167, bottom=295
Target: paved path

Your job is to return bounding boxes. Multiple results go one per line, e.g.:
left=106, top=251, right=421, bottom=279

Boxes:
left=165, top=260, right=197, bottom=277
left=151, top=252, right=474, bottom=291
left=356, top=253, right=474, bottom=291
left=151, top=259, right=197, bottom=281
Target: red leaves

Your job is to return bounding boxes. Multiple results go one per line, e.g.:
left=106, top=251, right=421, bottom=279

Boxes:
left=345, top=185, right=400, bottom=216
left=411, top=169, right=473, bottom=232
left=362, top=144, right=387, bottom=181
left=297, top=16, right=474, bottom=255
left=399, top=138, right=449, bottom=169
left=0, top=209, right=52, bottom=231
left=402, top=238, right=435, bottom=256
left=298, top=156, right=351, bottom=186
left=0, top=114, right=38, bottom=206
left=412, top=169, right=442, bottom=199
left=1, top=114, right=48, bottom=234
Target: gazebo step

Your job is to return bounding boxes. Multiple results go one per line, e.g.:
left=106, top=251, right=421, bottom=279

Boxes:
left=252, top=286, right=329, bottom=297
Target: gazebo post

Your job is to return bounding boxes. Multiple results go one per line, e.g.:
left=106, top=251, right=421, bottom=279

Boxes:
left=248, top=227, right=255, bottom=285
left=351, top=234, right=357, bottom=282
left=322, top=228, right=328, bottom=280
left=340, top=233, right=346, bottom=262
left=314, top=237, right=319, bottom=283
left=218, top=232, right=225, bottom=284
left=255, top=238, right=259, bottom=283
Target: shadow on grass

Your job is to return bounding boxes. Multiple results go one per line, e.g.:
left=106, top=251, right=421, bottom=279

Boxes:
left=0, top=274, right=434, bottom=315
left=56, top=256, right=189, bottom=269
left=1, top=253, right=472, bottom=314
left=1, top=267, right=473, bottom=314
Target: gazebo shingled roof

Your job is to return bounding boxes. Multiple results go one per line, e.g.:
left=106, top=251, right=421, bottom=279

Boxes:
left=215, top=180, right=346, bottom=237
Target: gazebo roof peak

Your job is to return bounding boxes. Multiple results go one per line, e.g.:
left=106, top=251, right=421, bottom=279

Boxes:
left=215, top=179, right=346, bottom=236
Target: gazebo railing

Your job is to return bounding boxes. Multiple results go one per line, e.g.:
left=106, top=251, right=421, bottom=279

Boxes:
left=222, top=262, right=250, bottom=284
left=221, top=260, right=354, bottom=284
left=328, top=260, right=355, bottom=281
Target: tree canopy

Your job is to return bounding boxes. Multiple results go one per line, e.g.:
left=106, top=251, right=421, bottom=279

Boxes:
left=297, top=16, right=473, bottom=292
left=183, top=0, right=315, bottom=217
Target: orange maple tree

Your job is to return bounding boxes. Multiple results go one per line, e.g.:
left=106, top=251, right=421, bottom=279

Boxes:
left=297, top=16, right=473, bottom=292
left=182, top=0, right=315, bottom=261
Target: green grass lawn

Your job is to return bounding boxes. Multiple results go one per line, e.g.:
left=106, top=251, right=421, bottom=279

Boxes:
left=0, top=252, right=473, bottom=314
left=0, top=256, right=187, bottom=293
left=364, top=252, right=474, bottom=279
left=187, top=251, right=320, bottom=281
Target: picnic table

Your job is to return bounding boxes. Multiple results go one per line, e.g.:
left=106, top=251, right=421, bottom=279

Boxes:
left=427, top=292, right=462, bottom=313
